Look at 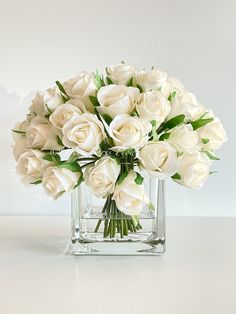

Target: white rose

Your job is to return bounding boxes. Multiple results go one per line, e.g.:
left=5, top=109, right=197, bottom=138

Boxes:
left=42, top=166, right=81, bottom=199
left=165, top=124, right=199, bottom=153
left=12, top=137, right=27, bottom=161
left=44, top=87, right=64, bottom=111
left=174, top=151, right=210, bottom=189
left=49, top=103, right=81, bottom=131
left=64, top=72, right=97, bottom=112
left=29, top=92, right=46, bottom=116
left=167, top=92, right=201, bottom=120
left=12, top=120, right=30, bottom=160
left=109, top=114, right=152, bottom=152
left=160, top=77, right=186, bottom=98
left=106, top=63, right=136, bottom=85
left=26, top=116, right=61, bottom=151
left=136, top=91, right=171, bottom=125
left=62, top=113, right=105, bottom=156
left=113, top=171, right=148, bottom=215
left=134, top=68, right=167, bottom=91
left=84, top=156, right=120, bottom=198
left=197, top=117, right=227, bottom=150
left=12, top=120, right=30, bottom=141
left=97, top=84, right=139, bottom=118
left=16, top=149, right=50, bottom=183
left=139, top=141, right=178, bottom=179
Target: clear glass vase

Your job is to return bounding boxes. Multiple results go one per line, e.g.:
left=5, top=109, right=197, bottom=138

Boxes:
left=71, top=178, right=166, bottom=256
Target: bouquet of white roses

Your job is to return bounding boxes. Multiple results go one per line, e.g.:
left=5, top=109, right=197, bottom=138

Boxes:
left=12, top=63, right=227, bottom=238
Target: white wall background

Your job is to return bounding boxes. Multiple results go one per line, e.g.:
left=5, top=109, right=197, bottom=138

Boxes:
left=0, top=0, right=235, bottom=216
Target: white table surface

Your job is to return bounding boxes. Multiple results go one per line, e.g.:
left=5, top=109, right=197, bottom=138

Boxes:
left=0, top=216, right=235, bottom=314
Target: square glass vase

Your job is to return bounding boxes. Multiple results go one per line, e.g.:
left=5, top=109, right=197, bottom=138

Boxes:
left=71, top=178, right=166, bottom=256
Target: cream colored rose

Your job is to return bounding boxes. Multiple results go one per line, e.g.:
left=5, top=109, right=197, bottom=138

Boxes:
left=139, top=141, right=178, bottom=178
left=84, top=156, right=120, bottom=198
left=42, top=166, right=81, bottom=199
left=12, top=137, right=27, bottom=161
left=26, top=116, right=61, bottom=151
left=174, top=151, right=210, bottom=189
left=29, top=92, right=46, bottom=116
left=62, top=113, right=105, bottom=156
left=136, top=91, right=171, bottom=125
left=16, top=149, right=50, bottom=183
left=165, top=124, right=199, bottom=153
left=113, top=171, right=148, bottom=215
left=44, top=87, right=64, bottom=111
left=97, top=84, right=139, bottom=118
left=197, top=117, right=227, bottom=150
left=134, top=68, right=167, bottom=91
left=167, top=92, right=201, bottom=120
left=12, top=120, right=30, bottom=160
left=160, top=77, right=186, bottom=98
left=109, top=114, right=152, bottom=152
left=64, top=72, right=97, bottom=112
left=106, top=63, right=136, bottom=85
left=49, top=103, right=81, bottom=131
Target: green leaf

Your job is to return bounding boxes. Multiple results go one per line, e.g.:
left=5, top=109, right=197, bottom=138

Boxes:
left=191, top=117, right=214, bottom=130
left=55, top=80, right=69, bottom=100
left=167, top=91, right=176, bottom=101
left=202, top=150, right=220, bottom=160
left=106, top=77, right=113, bottom=85
left=102, top=114, right=112, bottom=125
left=100, top=139, right=111, bottom=152
left=159, top=132, right=171, bottom=141
left=132, top=215, right=139, bottom=226
left=147, top=202, right=155, bottom=211
left=11, top=129, right=26, bottom=135
left=73, top=174, right=85, bottom=189
left=134, top=172, right=144, bottom=185
left=202, top=138, right=209, bottom=144
left=150, top=120, right=159, bottom=141
left=30, top=179, right=42, bottom=185
left=126, top=77, right=133, bottom=87
left=58, top=161, right=81, bottom=172
left=89, top=95, right=100, bottom=107
left=95, top=69, right=102, bottom=90
left=172, top=173, right=181, bottom=180
left=45, top=104, right=53, bottom=115
left=117, top=171, right=129, bottom=185
left=136, top=84, right=143, bottom=93
left=43, top=153, right=61, bottom=164
left=56, top=135, right=64, bottom=146
left=209, top=171, right=217, bottom=175
left=164, top=114, right=185, bottom=129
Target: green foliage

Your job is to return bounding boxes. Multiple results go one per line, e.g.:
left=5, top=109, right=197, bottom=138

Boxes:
left=164, top=115, right=185, bottom=129
left=202, top=138, right=209, bottom=144
left=55, top=80, right=69, bottom=101
left=191, top=117, right=214, bottom=130
left=159, top=132, right=171, bottom=141
left=136, top=84, right=143, bottom=93
left=202, top=150, right=220, bottom=160
left=12, top=129, right=26, bottom=135
left=89, top=95, right=100, bottom=107
left=106, top=77, right=113, bottom=85
left=56, top=136, right=64, bottom=146
left=117, top=170, right=129, bottom=185
left=126, top=77, right=133, bottom=87
left=30, top=179, right=42, bottom=185
left=171, top=173, right=181, bottom=180
left=167, top=91, right=176, bottom=102
left=102, top=114, right=113, bottom=125
left=134, top=172, right=144, bottom=185
left=43, top=153, right=61, bottom=164
left=58, top=161, right=81, bottom=172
